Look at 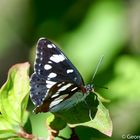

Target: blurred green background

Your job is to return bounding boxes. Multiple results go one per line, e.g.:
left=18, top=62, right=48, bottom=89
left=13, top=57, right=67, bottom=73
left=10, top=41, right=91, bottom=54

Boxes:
left=0, top=0, right=140, bottom=140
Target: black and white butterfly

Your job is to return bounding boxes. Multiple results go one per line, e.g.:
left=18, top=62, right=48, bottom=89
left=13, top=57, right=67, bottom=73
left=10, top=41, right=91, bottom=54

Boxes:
left=30, top=38, right=93, bottom=113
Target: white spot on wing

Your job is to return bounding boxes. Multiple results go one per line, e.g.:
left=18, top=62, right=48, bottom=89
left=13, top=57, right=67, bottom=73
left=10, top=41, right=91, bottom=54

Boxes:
left=47, top=44, right=53, bottom=48
left=71, top=87, right=78, bottom=91
left=57, top=83, right=63, bottom=87
left=46, top=80, right=56, bottom=84
left=49, top=99, right=63, bottom=108
left=46, top=80, right=56, bottom=88
left=46, top=84, right=53, bottom=88
left=59, top=94, right=69, bottom=99
left=58, top=83, right=72, bottom=92
left=50, top=54, right=65, bottom=63
left=51, top=93, right=59, bottom=98
left=44, top=90, right=49, bottom=98
left=67, top=69, right=74, bottom=74
left=48, top=73, right=57, bottom=78
left=49, top=94, right=69, bottom=108
left=48, top=61, right=52, bottom=64
left=52, top=44, right=56, bottom=48
left=44, top=64, right=52, bottom=70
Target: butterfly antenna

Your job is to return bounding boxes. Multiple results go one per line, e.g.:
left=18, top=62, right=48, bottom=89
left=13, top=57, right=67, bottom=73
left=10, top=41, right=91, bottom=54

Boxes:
left=91, top=55, right=104, bottom=84
left=94, top=85, right=108, bottom=89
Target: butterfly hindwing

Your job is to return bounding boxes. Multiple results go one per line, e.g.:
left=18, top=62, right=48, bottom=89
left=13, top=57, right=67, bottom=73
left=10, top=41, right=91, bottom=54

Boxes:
left=30, top=73, right=49, bottom=106
left=30, top=38, right=84, bottom=111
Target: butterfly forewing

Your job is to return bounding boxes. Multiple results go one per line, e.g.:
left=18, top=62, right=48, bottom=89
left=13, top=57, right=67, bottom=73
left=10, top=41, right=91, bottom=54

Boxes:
left=35, top=38, right=84, bottom=84
left=30, top=38, right=84, bottom=111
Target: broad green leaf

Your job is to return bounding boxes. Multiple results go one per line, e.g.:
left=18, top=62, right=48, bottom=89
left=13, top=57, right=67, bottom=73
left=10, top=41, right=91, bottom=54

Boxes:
left=0, top=115, right=14, bottom=131
left=47, top=114, right=67, bottom=131
left=0, top=132, right=17, bottom=139
left=69, top=101, right=112, bottom=137
left=0, top=62, right=30, bottom=126
left=92, top=101, right=112, bottom=137
left=0, top=115, right=17, bottom=138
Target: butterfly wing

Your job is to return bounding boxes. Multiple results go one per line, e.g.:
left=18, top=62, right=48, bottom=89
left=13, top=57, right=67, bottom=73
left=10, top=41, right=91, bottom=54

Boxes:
left=30, top=38, right=84, bottom=112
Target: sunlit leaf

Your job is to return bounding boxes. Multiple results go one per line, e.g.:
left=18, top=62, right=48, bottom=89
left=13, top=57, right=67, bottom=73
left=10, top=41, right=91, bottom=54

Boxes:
left=0, top=62, right=30, bottom=126
left=69, top=101, right=112, bottom=137
left=0, top=115, right=14, bottom=131
left=0, top=115, right=17, bottom=138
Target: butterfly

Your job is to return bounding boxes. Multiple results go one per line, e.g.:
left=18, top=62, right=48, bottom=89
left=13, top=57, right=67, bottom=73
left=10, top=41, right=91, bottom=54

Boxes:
left=30, top=38, right=93, bottom=113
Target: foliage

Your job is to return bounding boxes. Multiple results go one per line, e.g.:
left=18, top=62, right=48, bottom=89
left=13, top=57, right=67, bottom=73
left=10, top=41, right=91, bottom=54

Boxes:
left=0, top=0, right=140, bottom=140
left=0, top=63, right=30, bottom=139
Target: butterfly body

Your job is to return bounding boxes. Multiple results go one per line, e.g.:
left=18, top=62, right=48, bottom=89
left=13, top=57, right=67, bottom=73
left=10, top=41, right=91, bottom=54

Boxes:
left=30, top=38, right=93, bottom=113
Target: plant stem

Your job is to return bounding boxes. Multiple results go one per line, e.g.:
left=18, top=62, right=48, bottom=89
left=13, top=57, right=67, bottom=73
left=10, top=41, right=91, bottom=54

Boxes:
left=17, top=129, right=35, bottom=139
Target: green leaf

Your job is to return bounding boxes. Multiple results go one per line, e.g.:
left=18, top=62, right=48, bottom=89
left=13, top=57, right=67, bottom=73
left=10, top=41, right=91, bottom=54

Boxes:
left=0, top=115, right=17, bottom=138
left=47, top=114, right=67, bottom=131
left=0, top=115, right=14, bottom=131
left=0, top=62, right=30, bottom=128
left=92, top=101, right=112, bottom=137
left=69, top=101, right=113, bottom=137
left=0, top=132, right=17, bottom=139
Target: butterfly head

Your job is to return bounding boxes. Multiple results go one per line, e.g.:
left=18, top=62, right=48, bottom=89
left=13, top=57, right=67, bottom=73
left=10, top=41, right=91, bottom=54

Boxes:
left=81, top=84, right=93, bottom=94
left=86, top=84, right=93, bottom=93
